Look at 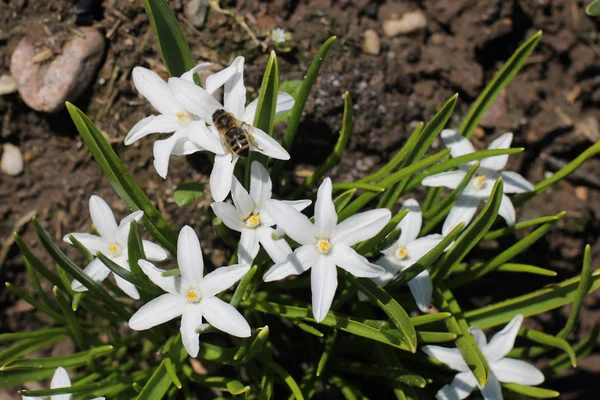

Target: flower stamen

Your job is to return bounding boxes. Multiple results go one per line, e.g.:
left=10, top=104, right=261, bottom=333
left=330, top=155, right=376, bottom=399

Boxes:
left=108, top=243, right=121, bottom=256
left=471, top=175, right=486, bottom=190
left=317, top=239, right=332, bottom=255
left=186, top=288, right=202, bottom=303
left=244, top=214, right=261, bottom=229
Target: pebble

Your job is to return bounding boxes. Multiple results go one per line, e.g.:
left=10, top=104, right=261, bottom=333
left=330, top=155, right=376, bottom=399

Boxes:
left=1, top=143, right=24, bottom=176
left=184, top=0, right=209, bottom=29
left=362, top=29, right=381, bottom=55
left=0, top=74, right=18, bottom=95
left=383, top=10, right=427, bottom=37
left=10, top=27, right=105, bottom=113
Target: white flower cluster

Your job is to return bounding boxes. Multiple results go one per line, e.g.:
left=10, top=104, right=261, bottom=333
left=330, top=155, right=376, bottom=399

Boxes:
left=62, top=58, right=540, bottom=400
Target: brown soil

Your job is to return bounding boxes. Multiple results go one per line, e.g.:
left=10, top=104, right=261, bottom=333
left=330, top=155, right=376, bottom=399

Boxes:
left=1, top=0, right=599, bottom=398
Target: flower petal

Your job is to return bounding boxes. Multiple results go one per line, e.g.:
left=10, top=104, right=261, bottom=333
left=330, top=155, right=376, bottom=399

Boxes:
left=200, top=264, right=250, bottom=298
left=398, top=198, right=422, bottom=244
left=153, top=131, right=187, bottom=179
left=372, top=256, right=400, bottom=287
left=231, top=177, right=254, bottom=220
left=408, top=270, right=433, bottom=312
left=169, top=77, right=223, bottom=122
left=497, top=194, right=516, bottom=226
left=205, top=63, right=238, bottom=94
left=180, top=304, right=203, bottom=357
left=261, top=200, right=311, bottom=226
left=49, top=366, right=72, bottom=400
left=479, top=372, right=502, bottom=400
left=263, top=245, right=317, bottom=282
left=178, top=226, right=204, bottom=285
left=266, top=199, right=315, bottom=246
left=223, top=56, right=246, bottom=118
left=128, top=293, right=185, bottom=330
left=182, top=121, right=225, bottom=155
left=241, top=98, right=258, bottom=124
left=441, top=129, right=475, bottom=158
left=89, top=195, right=118, bottom=241
left=117, top=211, right=144, bottom=243
left=124, top=115, right=182, bottom=145
left=133, top=67, right=182, bottom=116
left=422, top=171, right=467, bottom=189
left=211, top=202, right=243, bottom=232
left=138, top=259, right=183, bottom=295
left=114, top=274, right=140, bottom=300
left=500, top=171, right=534, bottom=193
left=275, top=92, right=295, bottom=115
left=210, top=153, right=238, bottom=202
left=142, top=240, right=169, bottom=261
left=480, top=132, right=513, bottom=171
left=492, top=358, right=544, bottom=385
left=250, top=161, right=272, bottom=210
left=181, top=62, right=212, bottom=83
left=71, top=258, right=111, bottom=292
left=333, top=208, right=391, bottom=246
left=238, top=229, right=260, bottom=265
left=422, top=345, right=469, bottom=371
left=311, top=256, right=338, bottom=323
left=435, top=371, right=477, bottom=400
left=468, top=326, right=488, bottom=348
left=249, top=126, right=290, bottom=160
left=405, top=234, right=444, bottom=261
left=442, top=194, right=480, bottom=236
left=483, top=314, right=523, bottom=362
left=201, top=296, right=251, bottom=337
left=330, top=244, right=384, bottom=278
left=314, top=178, right=337, bottom=238
left=257, top=226, right=292, bottom=263
left=63, top=233, right=107, bottom=254
left=171, top=137, right=205, bottom=156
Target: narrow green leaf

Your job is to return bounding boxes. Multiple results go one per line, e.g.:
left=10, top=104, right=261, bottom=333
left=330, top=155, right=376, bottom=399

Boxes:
left=4, top=283, right=64, bottom=322
left=230, top=265, right=257, bottom=308
left=547, top=322, right=600, bottom=375
left=164, top=358, right=182, bottom=389
left=452, top=262, right=557, bottom=277
left=333, top=189, right=356, bottom=213
left=460, top=31, right=542, bottom=138
left=0, top=369, right=55, bottom=389
left=1, top=345, right=113, bottom=371
left=236, top=326, right=270, bottom=363
left=0, top=336, right=67, bottom=366
left=335, top=361, right=426, bottom=388
left=265, top=359, right=304, bottom=400
left=332, top=182, right=385, bottom=192
left=416, top=331, right=457, bottom=343
left=329, top=375, right=368, bottom=400
left=503, top=383, right=559, bottom=398
left=136, top=359, right=173, bottom=400
left=21, top=243, right=53, bottom=309
left=518, top=327, right=577, bottom=367
left=53, top=286, right=85, bottom=349
left=355, top=208, right=408, bottom=256
left=316, top=330, right=337, bottom=376
left=127, top=221, right=147, bottom=278
left=172, top=182, right=205, bottom=206
left=293, top=321, right=324, bottom=337
left=0, top=328, right=69, bottom=344
left=587, top=0, right=600, bottom=15
left=259, top=368, right=275, bottom=400
left=14, top=232, right=62, bottom=288
left=410, top=313, right=452, bottom=327
left=253, top=51, right=279, bottom=136
left=96, top=253, right=159, bottom=295
left=483, top=214, right=563, bottom=240
left=68, top=234, right=94, bottom=264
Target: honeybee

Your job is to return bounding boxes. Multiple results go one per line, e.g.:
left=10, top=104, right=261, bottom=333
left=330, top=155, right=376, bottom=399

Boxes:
left=212, top=109, right=262, bottom=158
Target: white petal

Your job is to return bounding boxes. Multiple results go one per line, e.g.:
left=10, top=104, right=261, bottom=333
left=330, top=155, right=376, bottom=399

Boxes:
left=180, top=304, right=203, bottom=357
left=311, top=256, right=337, bottom=323
left=114, top=274, right=140, bottom=300
left=182, top=121, right=225, bottom=155
left=181, top=62, right=212, bottom=82
left=405, top=234, right=444, bottom=260
left=484, top=314, right=523, bottom=362
left=282, top=199, right=312, bottom=212
left=250, top=161, right=272, bottom=210
left=330, top=244, right=384, bottom=278
left=171, top=137, right=205, bottom=156
left=249, top=126, right=290, bottom=160
left=435, top=371, right=477, bottom=400
left=124, top=115, right=182, bottom=145
left=441, top=129, right=475, bottom=158
left=500, top=171, right=534, bottom=193
left=333, top=208, right=391, bottom=246
left=263, top=245, right=317, bottom=282
left=257, top=226, right=292, bottom=263
left=260, top=199, right=311, bottom=226
left=479, top=372, right=502, bottom=400
left=201, top=296, right=251, bottom=337
left=153, top=131, right=190, bottom=179
left=275, top=92, right=295, bottom=115
left=442, top=194, right=480, bottom=236
left=128, top=293, right=185, bottom=330
left=468, top=326, right=488, bottom=348
left=265, top=200, right=315, bottom=246
left=200, top=264, right=250, bottom=298
left=408, top=270, right=433, bottom=312
left=138, top=259, right=183, bottom=295
left=205, top=63, right=238, bottom=94
left=372, top=256, right=401, bottom=287
left=177, top=226, right=204, bottom=285
left=314, top=178, right=337, bottom=238
left=117, top=211, right=144, bottom=243
left=231, top=177, right=254, bottom=220
left=398, top=198, right=422, bottom=245
left=71, top=258, right=111, bottom=292
left=497, top=195, right=516, bottom=226
left=133, top=67, right=182, bottom=116
left=50, top=366, right=71, bottom=389
left=223, top=56, right=246, bottom=118
left=142, top=240, right=169, bottom=261
left=169, top=77, right=223, bottom=122
left=492, top=358, right=544, bottom=385
left=63, top=233, right=107, bottom=254
left=480, top=132, right=513, bottom=171
left=422, top=171, right=467, bottom=189
left=422, top=345, right=469, bottom=371
left=211, top=202, right=243, bottom=232
left=210, top=153, right=238, bottom=202
left=241, top=98, right=258, bottom=124
left=238, top=229, right=260, bottom=265
left=89, top=195, right=118, bottom=241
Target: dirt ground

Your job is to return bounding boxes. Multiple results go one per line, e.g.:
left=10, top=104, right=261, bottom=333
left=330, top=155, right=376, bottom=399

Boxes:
left=1, top=0, right=600, bottom=398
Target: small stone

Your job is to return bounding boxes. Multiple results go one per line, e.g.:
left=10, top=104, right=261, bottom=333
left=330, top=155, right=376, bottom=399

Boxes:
left=383, top=10, right=427, bottom=37
left=0, top=74, right=18, bottom=95
left=10, top=27, right=105, bottom=113
left=575, top=186, right=589, bottom=202
left=1, top=143, right=24, bottom=176
left=184, top=0, right=209, bottom=29
left=362, top=29, right=381, bottom=55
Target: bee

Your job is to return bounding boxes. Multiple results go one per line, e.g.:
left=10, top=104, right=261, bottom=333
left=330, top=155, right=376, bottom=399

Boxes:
left=212, top=109, right=262, bottom=158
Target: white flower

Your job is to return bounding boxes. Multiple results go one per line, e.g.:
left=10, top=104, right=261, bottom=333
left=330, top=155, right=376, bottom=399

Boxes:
left=359, top=199, right=443, bottom=312
left=422, top=314, right=544, bottom=400
left=422, top=130, right=534, bottom=235
left=271, top=28, right=287, bottom=44
left=124, top=63, right=226, bottom=178
left=129, top=226, right=251, bottom=357
left=22, top=366, right=104, bottom=400
left=168, top=56, right=294, bottom=201
left=263, top=178, right=390, bottom=322
left=63, top=195, right=168, bottom=300
left=211, top=161, right=311, bottom=265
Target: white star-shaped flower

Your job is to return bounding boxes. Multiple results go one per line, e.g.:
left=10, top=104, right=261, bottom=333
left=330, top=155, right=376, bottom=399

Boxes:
left=22, top=366, right=104, bottom=400
left=63, top=195, right=168, bottom=300
left=271, top=28, right=287, bottom=44
left=124, top=63, right=226, bottom=178
left=360, top=198, right=443, bottom=312
left=129, top=226, right=251, bottom=357
left=422, top=130, right=534, bottom=235
left=263, top=178, right=390, bottom=322
left=168, top=56, right=294, bottom=201
left=211, top=161, right=311, bottom=265
left=422, top=314, right=544, bottom=400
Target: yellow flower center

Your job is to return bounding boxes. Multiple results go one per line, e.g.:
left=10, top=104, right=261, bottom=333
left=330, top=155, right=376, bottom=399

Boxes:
left=471, top=175, right=486, bottom=190
left=108, top=243, right=121, bottom=256
left=186, top=288, right=202, bottom=303
left=395, top=247, right=408, bottom=260
left=176, top=112, right=192, bottom=124
left=317, top=239, right=332, bottom=254
left=244, top=214, right=261, bottom=229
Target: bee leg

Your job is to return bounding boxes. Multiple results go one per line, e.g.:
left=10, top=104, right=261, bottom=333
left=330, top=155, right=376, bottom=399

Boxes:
left=247, top=134, right=264, bottom=152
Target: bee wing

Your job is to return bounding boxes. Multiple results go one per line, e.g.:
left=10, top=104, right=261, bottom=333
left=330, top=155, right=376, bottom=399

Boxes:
left=240, top=122, right=255, bottom=139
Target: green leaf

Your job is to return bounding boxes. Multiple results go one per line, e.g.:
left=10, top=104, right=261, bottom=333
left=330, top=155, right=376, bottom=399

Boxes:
left=332, top=182, right=385, bottom=192
left=68, top=234, right=94, bottom=263
left=0, top=328, right=69, bottom=344
left=518, top=327, right=577, bottom=368
left=416, top=331, right=457, bottom=343
left=547, top=322, right=600, bottom=375
left=14, top=232, right=62, bottom=288
left=502, top=383, right=559, bottom=398
left=4, top=283, right=64, bottom=322
left=136, top=359, right=174, bottom=400
left=66, top=103, right=177, bottom=255
left=355, top=208, right=409, bottom=256
left=482, top=213, right=563, bottom=240
left=452, top=263, right=557, bottom=277
left=293, top=321, right=324, bottom=337
left=96, top=252, right=160, bottom=295
left=53, top=286, right=85, bottom=349
left=264, top=359, right=305, bottom=400
left=0, top=369, right=55, bottom=389
left=235, top=326, right=270, bottom=362
left=460, top=31, right=542, bottom=138
left=316, top=330, right=337, bottom=377
left=333, top=189, right=356, bottom=213
left=0, top=335, right=67, bottom=366
left=213, top=217, right=238, bottom=248
left=558, top=245, right=593, bottom=339
left=230, top=265, right=257, bottom=307
left=1, top=345, right=113, bottom=371
left=329, top=375, right=369, bottom=400
left=335, top=361, right=426, bottom=388
left=253, top=51, right=279, bottom=136
left=587, top=0, right=600, bottom=16
left=273, top=80, right=303, bottom=125
left=142, top=0, right=195, bottom=77
left=172, top=182, right=205, bottom=206
left=410, top=313, right=452, bottom=327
